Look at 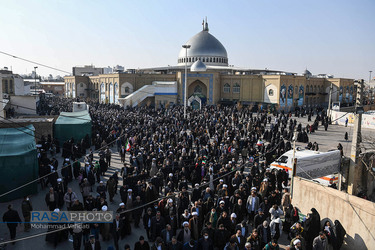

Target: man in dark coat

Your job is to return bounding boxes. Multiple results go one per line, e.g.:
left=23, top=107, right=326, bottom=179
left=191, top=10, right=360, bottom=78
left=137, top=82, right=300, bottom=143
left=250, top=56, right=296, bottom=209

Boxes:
left=197, top=231, right=214, bottom=250
left=143, top=208, right=153, bottom=240
left=21, top=196, right=33, bottom=232
left=167, top=236, right=183, bottom=250
left=257, top=221, right=272, bottom=249
left=214, top=224, right=230, bottom=250
left=2, top=204, right=22, bottom=243
left=150, top=211, right=166, bottom=242
left=111, top=214, right=124, bottom=250
left=135, top=235, right=150, bottom=250
left=45, top=187, right=59, bottom=211
left=84, top=235, right=101, bottom=250
left=230, top=229, right=246, bottom=249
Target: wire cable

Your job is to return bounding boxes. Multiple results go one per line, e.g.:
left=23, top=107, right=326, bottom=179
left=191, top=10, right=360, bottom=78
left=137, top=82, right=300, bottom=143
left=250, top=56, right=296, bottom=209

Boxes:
left=0, top=50, right=71, bottom=74
left=0, top=139, right=284, bottom=246
left=0, top=111, right=349, bottom=244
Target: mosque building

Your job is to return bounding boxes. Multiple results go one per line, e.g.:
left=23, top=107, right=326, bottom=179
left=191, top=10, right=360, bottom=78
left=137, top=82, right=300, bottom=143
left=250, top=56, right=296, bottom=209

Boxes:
left=64, top=19, right=355, bottom=110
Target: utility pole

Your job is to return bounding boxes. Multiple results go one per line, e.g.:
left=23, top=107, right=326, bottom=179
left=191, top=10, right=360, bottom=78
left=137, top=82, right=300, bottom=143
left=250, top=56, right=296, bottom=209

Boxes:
left=291, top=129, right=297, bottom=199
left=370, top=70, right=372, bottom=84
left=182, top=44, right=190, bottom=119
left=34, top=66, right=38, bottom=95
left=327, top=83, right=333, bottom=117
left=347, top=79, right=364, bottom=195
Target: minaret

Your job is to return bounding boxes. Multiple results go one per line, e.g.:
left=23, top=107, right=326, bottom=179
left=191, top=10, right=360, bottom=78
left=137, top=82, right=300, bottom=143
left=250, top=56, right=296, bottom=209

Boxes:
left=204, top=17, right=209, bottom=31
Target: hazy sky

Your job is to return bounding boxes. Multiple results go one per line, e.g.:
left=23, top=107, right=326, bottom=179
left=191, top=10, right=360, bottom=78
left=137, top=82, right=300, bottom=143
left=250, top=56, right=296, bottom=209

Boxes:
left=1, top=0, right=374, bottom=80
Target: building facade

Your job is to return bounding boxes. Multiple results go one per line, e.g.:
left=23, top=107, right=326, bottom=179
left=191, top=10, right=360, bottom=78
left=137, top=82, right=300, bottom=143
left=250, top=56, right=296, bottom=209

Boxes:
left=64, top=21, right=355, bottom=109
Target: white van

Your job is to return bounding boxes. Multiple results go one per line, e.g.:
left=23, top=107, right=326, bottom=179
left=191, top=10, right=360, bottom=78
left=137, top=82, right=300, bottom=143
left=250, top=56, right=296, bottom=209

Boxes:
left=270, top=149, right=341, bottom=186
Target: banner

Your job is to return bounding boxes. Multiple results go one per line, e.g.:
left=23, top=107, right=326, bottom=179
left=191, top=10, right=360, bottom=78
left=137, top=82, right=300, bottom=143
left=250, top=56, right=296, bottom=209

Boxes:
left=280, top=85, right=286, bottom=108
left=287, top=85, right=293, bottom=107
left=298, top=85, right=304, bottom=106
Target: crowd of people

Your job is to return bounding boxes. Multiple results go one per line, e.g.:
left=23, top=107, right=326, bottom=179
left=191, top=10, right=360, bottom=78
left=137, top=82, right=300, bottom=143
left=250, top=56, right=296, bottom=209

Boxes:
left=3, top=100, right=347, bottom=250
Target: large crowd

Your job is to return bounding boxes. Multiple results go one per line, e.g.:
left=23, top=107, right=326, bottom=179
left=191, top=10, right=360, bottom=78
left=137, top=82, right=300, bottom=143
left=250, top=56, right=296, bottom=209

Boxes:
left=2, top=99, right=346, bottom=250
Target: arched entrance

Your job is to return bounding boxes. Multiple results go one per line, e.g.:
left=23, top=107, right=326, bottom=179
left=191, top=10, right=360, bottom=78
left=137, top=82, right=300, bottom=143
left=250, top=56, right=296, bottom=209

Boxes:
left=121, top=82, right=133, bottom=98
left=188, top=80, right=207, bottom=106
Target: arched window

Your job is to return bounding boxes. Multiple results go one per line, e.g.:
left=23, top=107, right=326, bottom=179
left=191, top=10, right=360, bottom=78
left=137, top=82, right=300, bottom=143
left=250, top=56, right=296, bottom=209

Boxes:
left=224, top=83, right=231, bottom=93
left=306, top=85, right=309, bottom=93
left=233, top=83, right=240, bottom=93
left=72, top=83, right=76, bottom=98
left=125, top=87, right=130, bottom=93
left=194, top=85, right=202, bottom=93
left=100, top=83, right=105, bottom=102
left=269, top=89, right=274, bottom=96
left=114, top=83, right=119, bottom=104
left=109, top=83, right=114, bottom=103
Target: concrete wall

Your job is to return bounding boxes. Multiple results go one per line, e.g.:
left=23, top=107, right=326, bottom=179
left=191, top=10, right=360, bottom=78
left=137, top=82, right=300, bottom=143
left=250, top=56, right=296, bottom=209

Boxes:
left=292, top=178, right=375, bottom=249
left=10, top=95, right=39, bottom=115
left=331, top=110, right=375, bottom=129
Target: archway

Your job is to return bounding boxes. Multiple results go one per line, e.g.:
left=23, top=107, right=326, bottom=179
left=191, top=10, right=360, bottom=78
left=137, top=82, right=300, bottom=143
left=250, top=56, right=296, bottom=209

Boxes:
left=100, top=83, right=106, bottom=103
left=114, top=83, right=119, bottom=104
left=188, top=80, right=207, bottom=106
left=121, top=82, right=133, bottom=97
left=72, top=83, right=76, bottom=98
left=109, top=83, right=114, bottom=103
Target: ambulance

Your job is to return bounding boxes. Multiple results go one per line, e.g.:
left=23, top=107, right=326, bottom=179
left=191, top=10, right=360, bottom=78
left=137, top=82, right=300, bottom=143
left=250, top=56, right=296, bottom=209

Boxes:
left=270, top=148, right=341, bottom=186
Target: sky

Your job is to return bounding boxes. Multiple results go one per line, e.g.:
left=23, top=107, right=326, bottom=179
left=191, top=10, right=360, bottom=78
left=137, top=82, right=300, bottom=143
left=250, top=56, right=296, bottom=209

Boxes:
left=0, top=0, right=374, bottom=80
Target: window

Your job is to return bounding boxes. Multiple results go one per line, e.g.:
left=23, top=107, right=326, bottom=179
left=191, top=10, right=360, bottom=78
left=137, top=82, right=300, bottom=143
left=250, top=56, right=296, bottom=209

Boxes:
left=277, top=156, right=288, bottom=164
left=125, top=87, right=130, bottom=93
left=194, top=85, right=202, bottom=93
left=223, top=83, right=231, bottom=93
left=233, top=83, right=240, bottom=93
left=80, top=83, right=83, bottom=88
left=306, top=85, right=309, bottom=92
left=269, top=89, right=274, bottom=96
left=4, top=80, right=8, bottom=93
left=9, top=80, right=13, bottom=93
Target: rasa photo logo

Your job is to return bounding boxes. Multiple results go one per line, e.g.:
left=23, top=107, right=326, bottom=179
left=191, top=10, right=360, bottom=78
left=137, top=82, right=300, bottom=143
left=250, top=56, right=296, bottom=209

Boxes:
left=31, top=211, right=113, bottom=223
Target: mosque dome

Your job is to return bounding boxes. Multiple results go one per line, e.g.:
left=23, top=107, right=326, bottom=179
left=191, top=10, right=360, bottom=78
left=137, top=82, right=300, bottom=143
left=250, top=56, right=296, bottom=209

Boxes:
left=190, top=59, right=207, bottom=72
left=178, top=19, right=228, bottom=67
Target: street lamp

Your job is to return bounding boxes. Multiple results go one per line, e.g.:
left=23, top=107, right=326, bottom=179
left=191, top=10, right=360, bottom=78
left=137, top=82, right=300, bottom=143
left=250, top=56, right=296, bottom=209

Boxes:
left=34, top=66, right=38, bottom=95
left=370, top=70, right=373, bottom=84
left=182, top=44, right=191, bottom=119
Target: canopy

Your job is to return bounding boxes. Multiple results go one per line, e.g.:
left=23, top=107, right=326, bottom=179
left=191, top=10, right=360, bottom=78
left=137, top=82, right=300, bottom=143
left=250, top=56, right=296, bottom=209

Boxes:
left=0, top=125, right=38, bottom=202
left=54, top=110, right=92, bottom=145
